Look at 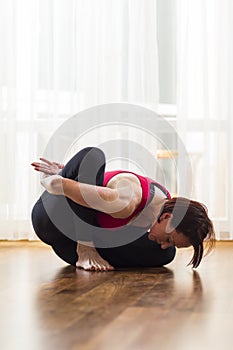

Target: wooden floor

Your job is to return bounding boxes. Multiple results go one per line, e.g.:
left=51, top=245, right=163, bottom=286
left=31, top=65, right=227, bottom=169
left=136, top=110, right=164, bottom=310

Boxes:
left=0, top=241, right=233, bottom=350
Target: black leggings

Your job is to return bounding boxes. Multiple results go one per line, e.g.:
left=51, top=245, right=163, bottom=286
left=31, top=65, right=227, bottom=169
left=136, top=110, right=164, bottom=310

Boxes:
left=31, top=147, right=176, bottom=267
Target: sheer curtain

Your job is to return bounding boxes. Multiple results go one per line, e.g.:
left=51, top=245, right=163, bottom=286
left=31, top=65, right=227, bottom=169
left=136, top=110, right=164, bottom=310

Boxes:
left=176, top=0, right=233, bottom=239
left=0, top=0, right=159, bottom=239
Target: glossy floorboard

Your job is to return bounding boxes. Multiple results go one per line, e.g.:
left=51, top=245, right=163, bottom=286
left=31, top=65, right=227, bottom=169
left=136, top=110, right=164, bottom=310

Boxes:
left=0, top=241, right=232, bottom=350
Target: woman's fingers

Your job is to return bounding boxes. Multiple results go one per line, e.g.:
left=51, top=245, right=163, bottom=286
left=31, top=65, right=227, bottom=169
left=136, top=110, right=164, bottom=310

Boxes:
left=39, top=157, right=53, bottom=165
left=54, top=162, right=64, bottom=169
left=31, top=162, right=40, bottom=167
left=31, top=158, right=63, bottom=175
left=31, top=162, right=52, bottom=174
left=31, top=161, right=50, bottom=168
left=35, top=158, right=63, bottom=169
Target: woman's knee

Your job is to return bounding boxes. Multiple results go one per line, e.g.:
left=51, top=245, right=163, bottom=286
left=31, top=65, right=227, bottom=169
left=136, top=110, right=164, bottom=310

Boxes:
left=75, top=147, right=105, bottom=161
left=74, top=147, right=106, bottom=184
left=61, top=147, right=106, bottom=182
left=162, top=247, right=176, bottom=265
left=81, top=147, right=105, bottom=164
left=31, top=201, right=54, bottom=245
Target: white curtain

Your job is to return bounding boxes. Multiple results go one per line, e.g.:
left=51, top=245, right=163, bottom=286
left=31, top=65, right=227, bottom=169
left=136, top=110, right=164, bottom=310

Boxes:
left=176, top=0, right=233, bottom=239
left=0, top=0, right=159, bottom=239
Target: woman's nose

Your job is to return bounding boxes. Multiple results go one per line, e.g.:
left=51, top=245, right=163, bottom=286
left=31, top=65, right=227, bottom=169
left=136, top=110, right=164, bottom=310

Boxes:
left=160, top=242, right=173, bottom=249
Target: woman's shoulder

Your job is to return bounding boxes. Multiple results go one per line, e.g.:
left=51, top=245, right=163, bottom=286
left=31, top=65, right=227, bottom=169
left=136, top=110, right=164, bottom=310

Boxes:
left=105, top=171, right=142, bottom=191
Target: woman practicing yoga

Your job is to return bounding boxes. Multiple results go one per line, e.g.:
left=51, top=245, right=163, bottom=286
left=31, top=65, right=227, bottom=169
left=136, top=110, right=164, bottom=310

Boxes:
left=31, top=147, right=215, bottom=271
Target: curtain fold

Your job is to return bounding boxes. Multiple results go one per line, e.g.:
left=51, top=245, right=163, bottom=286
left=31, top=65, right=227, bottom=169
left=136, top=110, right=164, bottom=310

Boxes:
left=0, top=0, right=159, bottom=239
left=176, top=0, right=233, bottom=239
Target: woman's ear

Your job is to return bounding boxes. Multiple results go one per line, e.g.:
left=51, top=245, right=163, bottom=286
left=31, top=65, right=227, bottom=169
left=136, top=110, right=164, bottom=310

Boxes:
left=160, top=212, right=173, bottom=221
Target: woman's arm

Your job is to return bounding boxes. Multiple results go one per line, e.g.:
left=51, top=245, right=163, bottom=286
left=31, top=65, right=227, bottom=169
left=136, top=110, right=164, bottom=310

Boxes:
left=41, top=175, right=140, bottom=219
left=32, top=157, right=142, bottom=219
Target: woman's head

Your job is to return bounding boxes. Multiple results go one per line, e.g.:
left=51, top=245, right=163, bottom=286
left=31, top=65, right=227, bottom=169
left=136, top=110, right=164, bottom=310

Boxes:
left=149, top=197, right=215, bottom=268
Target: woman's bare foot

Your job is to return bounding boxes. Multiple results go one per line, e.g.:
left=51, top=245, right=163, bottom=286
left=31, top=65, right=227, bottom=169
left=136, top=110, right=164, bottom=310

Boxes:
left=76, top=242, right=114, bottom=271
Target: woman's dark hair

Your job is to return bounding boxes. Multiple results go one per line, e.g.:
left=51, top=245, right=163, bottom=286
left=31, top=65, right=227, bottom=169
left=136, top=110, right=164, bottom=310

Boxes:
left=158, top=197, right=215, bottom=268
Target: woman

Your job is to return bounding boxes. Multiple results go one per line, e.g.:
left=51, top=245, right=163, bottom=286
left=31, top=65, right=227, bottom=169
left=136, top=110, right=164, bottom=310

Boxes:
left=31, top=147, right=215, bottom=271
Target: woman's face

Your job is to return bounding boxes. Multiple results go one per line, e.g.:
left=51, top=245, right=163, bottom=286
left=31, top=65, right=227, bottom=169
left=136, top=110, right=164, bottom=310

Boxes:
left=148, top=213, right=191, bottom=249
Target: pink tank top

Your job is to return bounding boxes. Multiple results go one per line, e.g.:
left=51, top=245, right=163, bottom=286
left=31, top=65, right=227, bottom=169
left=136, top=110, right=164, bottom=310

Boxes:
left=97, top=170, right=171, bottom=229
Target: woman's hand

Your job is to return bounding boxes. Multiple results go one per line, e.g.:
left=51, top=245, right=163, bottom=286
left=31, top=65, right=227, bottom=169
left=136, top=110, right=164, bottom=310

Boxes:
left=40, top=175, right=64, bottom=195
left=31, top=158, right=64, bottom=176
left=31, top=158, right=65, bottom=195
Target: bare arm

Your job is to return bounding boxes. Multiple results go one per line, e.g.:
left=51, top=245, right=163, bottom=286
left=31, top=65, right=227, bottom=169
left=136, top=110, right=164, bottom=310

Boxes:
left=32, top=158, right=142, bottom=219
left=40, top=175, right=140, bottom=219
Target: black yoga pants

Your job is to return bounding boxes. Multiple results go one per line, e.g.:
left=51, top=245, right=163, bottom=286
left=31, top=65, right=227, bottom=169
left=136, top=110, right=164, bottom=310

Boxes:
left=31, top=147, right=176, bottom=267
